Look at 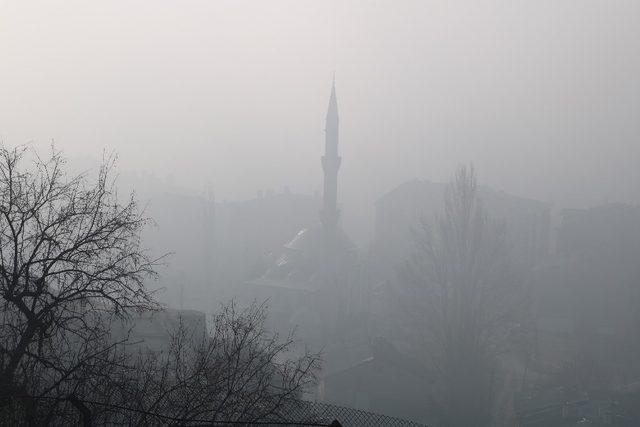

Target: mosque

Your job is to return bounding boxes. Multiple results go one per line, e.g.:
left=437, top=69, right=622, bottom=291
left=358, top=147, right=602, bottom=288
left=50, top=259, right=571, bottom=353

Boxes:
left=246, top=80, right=363, bottom=346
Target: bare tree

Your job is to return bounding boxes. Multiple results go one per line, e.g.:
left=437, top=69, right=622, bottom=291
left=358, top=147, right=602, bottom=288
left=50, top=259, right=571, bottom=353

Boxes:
left=400, top=165, right=527, bottom=427
left=0, top=146, right=320, bottom=425
left=85, top=302, right=321, bottom=425
left=0, top=145, right=159, bottom=417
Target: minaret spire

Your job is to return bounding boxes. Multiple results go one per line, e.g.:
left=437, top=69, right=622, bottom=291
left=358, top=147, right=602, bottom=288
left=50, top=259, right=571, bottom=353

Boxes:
left=321, top=78, right=341, bottom=229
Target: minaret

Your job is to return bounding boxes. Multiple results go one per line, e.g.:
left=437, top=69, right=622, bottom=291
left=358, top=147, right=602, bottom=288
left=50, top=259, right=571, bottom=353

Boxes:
left=320, top=79, right=341, bottom=229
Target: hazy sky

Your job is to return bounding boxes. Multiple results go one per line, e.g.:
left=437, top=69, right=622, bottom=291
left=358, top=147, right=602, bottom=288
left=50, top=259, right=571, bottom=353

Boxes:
left=2, top=0, right=640, bottom=242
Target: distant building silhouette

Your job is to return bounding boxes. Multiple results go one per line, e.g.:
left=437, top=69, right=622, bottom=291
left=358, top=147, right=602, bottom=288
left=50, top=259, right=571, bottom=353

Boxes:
left=371, top=179, right=551, bottom=285
left=519, top=204, right=640, bottom=426
left=142, top=189, right=321, bottom=310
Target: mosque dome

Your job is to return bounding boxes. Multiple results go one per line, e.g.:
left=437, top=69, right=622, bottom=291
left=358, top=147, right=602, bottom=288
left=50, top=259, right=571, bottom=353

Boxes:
left=284, top=224, right=355, bottom=255
left=261, top=223, right=356, bottom=290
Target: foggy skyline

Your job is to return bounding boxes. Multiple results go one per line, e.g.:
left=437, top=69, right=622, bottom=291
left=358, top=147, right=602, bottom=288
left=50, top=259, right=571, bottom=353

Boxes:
left=2, top=0, right=639, bottom=231
left=3, top=3, right=640, bottom=425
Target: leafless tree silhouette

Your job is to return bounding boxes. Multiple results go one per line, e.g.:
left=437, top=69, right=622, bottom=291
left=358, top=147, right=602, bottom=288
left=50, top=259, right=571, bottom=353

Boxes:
left=0, top=146, right=320, bottom=425
left=0, top=145, right=158, bottom=413
left=88, top=302, right=321, bottom=425
left=400, top=165, right=527, bottom=427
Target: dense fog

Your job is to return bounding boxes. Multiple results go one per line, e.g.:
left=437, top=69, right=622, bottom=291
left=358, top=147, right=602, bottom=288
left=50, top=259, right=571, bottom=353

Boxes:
left=1, top=1, right=640, bottom=426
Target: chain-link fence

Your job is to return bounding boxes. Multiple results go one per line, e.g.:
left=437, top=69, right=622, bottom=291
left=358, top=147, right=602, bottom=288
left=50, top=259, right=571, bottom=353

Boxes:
left=3, top=395, right=428, bottom=426
left=272, top=400, right=428, bottom=427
